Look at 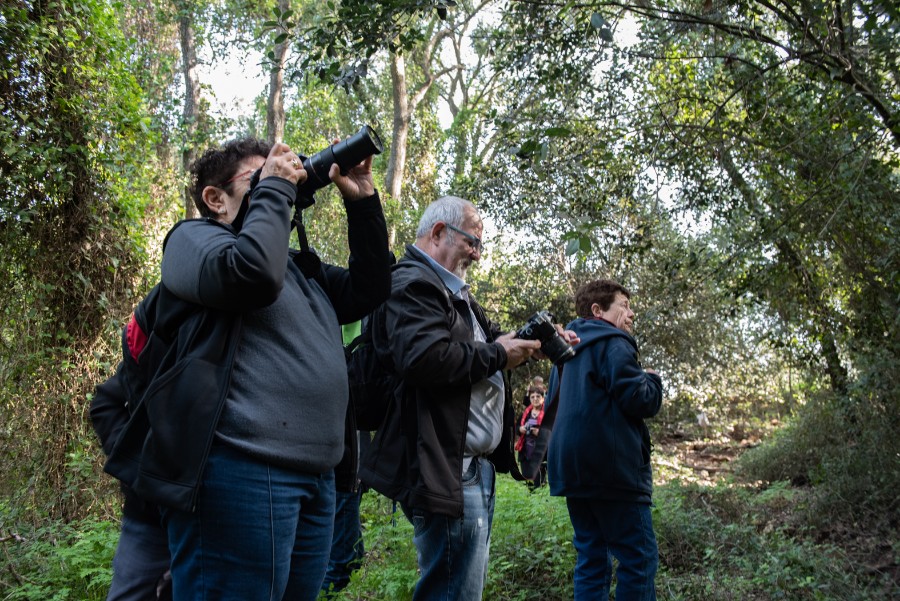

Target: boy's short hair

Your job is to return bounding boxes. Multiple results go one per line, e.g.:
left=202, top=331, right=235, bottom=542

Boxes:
left=575, top=279, right=631, bottom=318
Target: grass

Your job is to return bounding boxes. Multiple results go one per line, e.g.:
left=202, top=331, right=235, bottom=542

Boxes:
left=1, top=437, right=896, bottom=600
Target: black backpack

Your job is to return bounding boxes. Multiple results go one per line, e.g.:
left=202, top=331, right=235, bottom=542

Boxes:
left=90, top=220, right=201, bottom=465
left=344, top=312, right=397, bottom=432
left=343, top=259, right=449, bottom=433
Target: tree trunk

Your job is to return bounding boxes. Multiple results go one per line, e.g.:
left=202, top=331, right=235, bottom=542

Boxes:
left=385, top=51, right=410, bottom=204
left=720, top=146, right=848, bottom=395
left=177, top=1, right=201, bottom=218
left=266, top=0, right=290, bottom=144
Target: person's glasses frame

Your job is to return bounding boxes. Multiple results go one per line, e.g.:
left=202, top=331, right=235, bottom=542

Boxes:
left=444, top=223, right=484, bottom=253
left=220, top=168, right=255, bottom=189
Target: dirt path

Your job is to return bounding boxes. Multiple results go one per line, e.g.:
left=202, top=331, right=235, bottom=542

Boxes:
left=653, top=426, right=763, bottom=486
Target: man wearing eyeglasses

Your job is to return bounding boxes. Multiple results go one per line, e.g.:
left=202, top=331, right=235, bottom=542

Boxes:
left=360, top=196, right=573, bottom=600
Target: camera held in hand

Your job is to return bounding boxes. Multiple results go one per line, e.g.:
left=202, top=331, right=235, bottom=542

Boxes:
left=297, top=124, right=384, bottom=204
left=250, top=125, right=385, bottom=209
left=516, top=311, right=575, bottom=365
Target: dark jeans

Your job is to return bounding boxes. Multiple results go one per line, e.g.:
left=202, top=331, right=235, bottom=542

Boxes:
left=107, top=514, right=170, bottom=601
left=321, top=487, right=365, bottom=596
left=163, top=443, right=336, bottom=601
left=565, top=498, right=658, bottom=601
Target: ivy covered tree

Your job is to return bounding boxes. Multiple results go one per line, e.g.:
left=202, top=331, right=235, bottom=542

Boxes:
left=1, top=0, right=160, bottom=519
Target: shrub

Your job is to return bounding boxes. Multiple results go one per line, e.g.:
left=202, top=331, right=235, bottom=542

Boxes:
left=0, top=507, right=117, bottom=601
left=736, top=386, right=900, bottom=524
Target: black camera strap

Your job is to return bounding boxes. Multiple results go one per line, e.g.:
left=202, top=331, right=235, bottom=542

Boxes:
left=291, top=208, right=322, bottom=278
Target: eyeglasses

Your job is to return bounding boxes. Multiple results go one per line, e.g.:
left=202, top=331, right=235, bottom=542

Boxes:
left=220, top=168, right=254, bottom=188
left=445, top=223, right=484, bottom=253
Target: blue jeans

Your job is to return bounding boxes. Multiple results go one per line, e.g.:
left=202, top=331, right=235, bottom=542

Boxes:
left=107, top=513, right=171, bottom=601
left=402, top=457, right=496, bottom=601
left=321, top=488, right=364, bottom=595
left=565, top=498, right=658, bottom=601
left=163, top=443, right=336, bottom=601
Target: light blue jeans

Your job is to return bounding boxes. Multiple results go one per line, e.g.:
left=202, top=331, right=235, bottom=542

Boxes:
left=163, top=443, right=336, bottom=601
left=402, top=456, right=496, bottom=601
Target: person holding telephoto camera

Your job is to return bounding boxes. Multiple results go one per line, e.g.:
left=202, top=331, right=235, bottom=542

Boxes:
left=547, top=278, right=663, bottom=601
left=359, top=196, right=579, bottom=600
left=112, top=133, right=391, bottom=601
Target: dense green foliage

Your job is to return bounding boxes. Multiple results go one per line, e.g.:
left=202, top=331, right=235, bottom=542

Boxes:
left=0, top=0, right=168, bottom=523
left=0, top=0, right=897, bottom=597
left=4, top=472, right=894, bottom=600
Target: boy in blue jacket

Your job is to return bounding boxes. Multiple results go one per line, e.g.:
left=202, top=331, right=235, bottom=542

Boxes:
left=547, top=278, right=663, bottom=601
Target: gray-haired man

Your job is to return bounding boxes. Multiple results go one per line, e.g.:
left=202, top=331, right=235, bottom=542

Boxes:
left=360, top=196, right=555, bottom=599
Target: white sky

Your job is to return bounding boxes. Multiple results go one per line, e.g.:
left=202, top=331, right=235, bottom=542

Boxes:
left=198, top=47, right=268, bottom=123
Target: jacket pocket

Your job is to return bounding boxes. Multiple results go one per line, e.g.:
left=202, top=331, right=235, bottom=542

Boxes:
left=137, top=357, right=229, bottom=509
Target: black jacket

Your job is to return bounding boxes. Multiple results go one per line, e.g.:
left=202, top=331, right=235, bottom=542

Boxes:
left=101, top=180, right=391, bottom=512
left=90, top=361, right=161, bottom=523
left=359, top=246, right=523, bottom=518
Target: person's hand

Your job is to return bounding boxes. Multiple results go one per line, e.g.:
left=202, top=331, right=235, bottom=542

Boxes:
left=496, top=332, right=540, bottom=369
left=560, top=326, right=580, bottom=346
left=260, top=143, right=307, bottom=186
left=328, top=138, right=376, bottom=201
left=646, top=368, right=658, bottom=375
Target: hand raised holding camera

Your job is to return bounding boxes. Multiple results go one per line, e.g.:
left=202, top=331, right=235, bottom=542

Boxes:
left=329, top=146, right=375, bottom=201
left=260, top=143, right=307, bottom=186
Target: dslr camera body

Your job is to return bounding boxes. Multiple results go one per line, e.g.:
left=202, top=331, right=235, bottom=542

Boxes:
left=516, top=311, right=575, bottom=365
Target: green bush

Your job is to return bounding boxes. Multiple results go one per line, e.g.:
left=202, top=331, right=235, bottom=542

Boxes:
left=654, top=480, right=877, bottom=601
left=736, top=386, right=900, bottom=524
left=0, top=507, right=117, bottom=601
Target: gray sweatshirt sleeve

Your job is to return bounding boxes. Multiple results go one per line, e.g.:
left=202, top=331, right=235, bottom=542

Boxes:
left=161, top=177, right=296, bottom=310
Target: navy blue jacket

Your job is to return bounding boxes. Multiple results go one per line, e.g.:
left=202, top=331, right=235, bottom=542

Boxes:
left=547, top=317, right=662, bottom=503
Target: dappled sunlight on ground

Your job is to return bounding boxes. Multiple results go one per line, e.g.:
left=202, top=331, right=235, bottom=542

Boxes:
left=652, top=423, right=770, bottom=486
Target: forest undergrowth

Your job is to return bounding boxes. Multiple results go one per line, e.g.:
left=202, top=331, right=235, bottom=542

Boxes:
left=1, top=403, right=896, bottom=601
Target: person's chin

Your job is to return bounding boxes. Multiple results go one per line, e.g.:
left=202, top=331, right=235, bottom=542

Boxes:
left=454, top=263, right=470, bottom=279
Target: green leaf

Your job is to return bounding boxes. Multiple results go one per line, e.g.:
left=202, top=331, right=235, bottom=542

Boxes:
left=545, top=127, right=571, bottom=137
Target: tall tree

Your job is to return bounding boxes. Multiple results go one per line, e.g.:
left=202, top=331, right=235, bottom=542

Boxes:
left=0, top=0, right=155, bottom=519
left=266, top=0, right=292, bottom=143
left=175, top=0, right=204, bottom=218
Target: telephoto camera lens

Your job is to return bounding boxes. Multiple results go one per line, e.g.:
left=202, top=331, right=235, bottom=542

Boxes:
left=298, top=125, right=384, bottom=200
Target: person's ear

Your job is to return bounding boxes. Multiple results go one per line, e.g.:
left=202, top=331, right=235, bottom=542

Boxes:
left=201, top=186, right=226, bottom=215
left=430, top=221, right=447, bottom=245
left=591, top=303, right=603, bottom=318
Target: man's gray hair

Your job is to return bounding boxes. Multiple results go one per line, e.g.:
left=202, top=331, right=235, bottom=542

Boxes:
left=415, top=196, right=477, bottom=238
